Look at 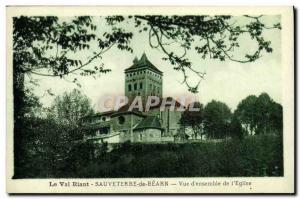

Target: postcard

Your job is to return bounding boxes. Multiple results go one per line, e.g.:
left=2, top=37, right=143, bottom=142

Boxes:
left=6, top=6, right=294, bottom=194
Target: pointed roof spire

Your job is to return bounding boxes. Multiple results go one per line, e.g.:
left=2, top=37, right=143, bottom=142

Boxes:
left=125, top=53, right=163, bottom=74
left=140, top=52, right=148, bottom=63
left=133, top=56, right=138, bottom=64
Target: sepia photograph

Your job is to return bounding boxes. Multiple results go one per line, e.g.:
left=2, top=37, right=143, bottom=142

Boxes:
left=6, top=6, right=294, bottom=194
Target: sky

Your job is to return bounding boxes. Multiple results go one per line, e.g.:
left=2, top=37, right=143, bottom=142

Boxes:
left=29, top=15, right=282, bottom=112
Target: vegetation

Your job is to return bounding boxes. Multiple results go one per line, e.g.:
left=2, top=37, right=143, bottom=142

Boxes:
left=13, top=15, right=280, bottom=92
left=12, top=90, right=283, bottom=178
left=203, top=100, right=233, bottom=139
left=15, top=134, right=283, bottom=178
left=180, top=102, right=205, bottom=139
left=13, top=89, right=92, bottom=178
left=235, top=92, right=283, bottom=135
left=48, top=89, right=94, bottom=125
left=180, top=93, right=282, bottom=140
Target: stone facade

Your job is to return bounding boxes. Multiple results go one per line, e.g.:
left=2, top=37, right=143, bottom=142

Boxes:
left=133, top=129, right=162, bottom=143
left=125, top=53, right=163, bottom=103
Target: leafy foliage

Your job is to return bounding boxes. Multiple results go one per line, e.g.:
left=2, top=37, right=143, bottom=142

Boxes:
left=15, top=135, right=283, bottom=178
left=203, top=100, right=232, bottom=139
left=48, top=89, right=94, bottom=125
left=180, top=102, right=205, bottom=139
left=13, top=117, right=83, bottom=178
left=107, top=15, right=281, bottom=92
left=13, top=15, right=280, bottom=92
left=235, top=93, right=283, bottom=135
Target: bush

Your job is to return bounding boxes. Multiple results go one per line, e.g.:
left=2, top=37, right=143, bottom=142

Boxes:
left=16, top=133, right=283, bottom=178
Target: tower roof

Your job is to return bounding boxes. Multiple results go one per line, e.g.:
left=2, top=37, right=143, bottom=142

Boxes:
left=125, top=53, right=163, bottom=74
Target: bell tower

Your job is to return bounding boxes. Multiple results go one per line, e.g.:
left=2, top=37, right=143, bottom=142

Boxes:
left=125, top=53, right=163, bottom=103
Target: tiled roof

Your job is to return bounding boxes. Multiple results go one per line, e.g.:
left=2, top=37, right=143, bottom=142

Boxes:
left=125, top=53, right=163, bottom=74
left=81, top=121, right=111, bottom=130
left=134, top=116, right=163, bottom=130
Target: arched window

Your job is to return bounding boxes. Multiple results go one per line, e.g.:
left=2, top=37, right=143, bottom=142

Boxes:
left=134, top=83, right=137, bottom=90
left=128, top=84, right=132, bottom=92
left=118, top=116, right=125, bottom=125
left=139, top=82, right=143, bottom=89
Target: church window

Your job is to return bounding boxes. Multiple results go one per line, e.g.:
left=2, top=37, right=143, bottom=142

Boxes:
left=134, top=83, right=137, bottom=90
left=139, top=82, right=143, bottom=89
left=128, top=84, right=132, bottom=92
left=118, top=116, right=125, bottom=125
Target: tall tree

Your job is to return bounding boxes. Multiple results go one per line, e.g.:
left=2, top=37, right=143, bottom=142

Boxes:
left=255, top=93, right=282, bottom=134
left=234, top=95, right=258, bottom=135
left=48, top=89, right=94, bottom=125
left=229, top=114, right=244, bottom=139
left=235, top=93, right=283, bottom=135
left=180, top=102, right=205, bottom=139
left=203, top=100, right=232, bottom=139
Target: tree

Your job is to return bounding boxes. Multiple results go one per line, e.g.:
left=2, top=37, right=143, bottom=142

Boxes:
left=13, top=117, right=77, bottom=178
left=109, top=15, right=281, bottom=92
left=180, top=102, right=205, bottom=139
left=234, top=95, right=258, bottom=135
left=12, top=16, right=122, bottom=175
left=255, top=93, right=282, bottom=134
left=203, top=100, right=232, bottom=139
left=235, top=93, right=283, bottom=135
left=48, top=89, right=94, bottom=125
left=13, top=15, right=281, bottom=93
left=229, top=114, right=244, bottom=140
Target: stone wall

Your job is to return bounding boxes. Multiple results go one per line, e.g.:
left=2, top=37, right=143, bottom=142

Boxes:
left=132, top=128, right=162, bottom=143
left=110, top=113, right=145, bottom=142
left=147, top=108, right=183, bottom=137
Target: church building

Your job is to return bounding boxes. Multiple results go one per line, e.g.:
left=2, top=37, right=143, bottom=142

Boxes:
left=80, top=53, right=185, bottom=144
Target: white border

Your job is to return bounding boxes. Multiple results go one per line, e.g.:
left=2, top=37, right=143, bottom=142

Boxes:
left=1, top=2, right=297, bottom=198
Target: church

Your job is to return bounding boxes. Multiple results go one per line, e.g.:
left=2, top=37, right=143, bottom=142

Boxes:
left=80, top=53, right=186, bottom=144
